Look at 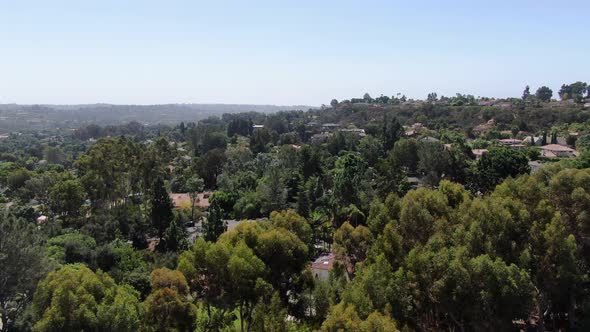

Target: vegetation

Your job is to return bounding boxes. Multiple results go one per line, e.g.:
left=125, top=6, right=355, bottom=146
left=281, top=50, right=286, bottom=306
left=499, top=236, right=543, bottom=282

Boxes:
left=2, top=86, right=590, bottom=331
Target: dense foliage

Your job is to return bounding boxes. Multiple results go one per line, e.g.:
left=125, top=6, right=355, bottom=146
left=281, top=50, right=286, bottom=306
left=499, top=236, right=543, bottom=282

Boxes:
left=2, top=90, right=590, bottom=331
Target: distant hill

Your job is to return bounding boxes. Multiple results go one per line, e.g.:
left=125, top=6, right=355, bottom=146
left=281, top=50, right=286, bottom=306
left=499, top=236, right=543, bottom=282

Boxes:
left=0, top=103, right=316, bottom=131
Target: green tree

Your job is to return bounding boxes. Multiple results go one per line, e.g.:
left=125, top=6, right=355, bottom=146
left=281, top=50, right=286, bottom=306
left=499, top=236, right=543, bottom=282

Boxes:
left=250, top=128, right=272, bottom=154
left=46, top=232, right=97, bottom=266
left=522, top=85, right=531, bottom=100
left=417, top=141, right=452, bottom=187
left=257, top=166, right=288, bottom=215
left=391, top=138, right=419, bottom=173
left=333, top=152, right=370, bottom=208
left=48, top=179, right=85, bottom=223
left=227, top=242, right=267, bottom=332
left=0, top=213, right=49, bottom=331
left=382, top=116, right=404, bottom=151
left=186, top=176, right=204, bottom=222
left=161, top=216, right=188, bottom=252
left=474, top=147, right=530, bottom=193
left=250, top=292, right=288, bottom=332
left=150, top=177, right=174, bottom=239
left=143, top=268, right=197, bottom=332
left=196, top=148, right=227, bottom=188
left=535, top=86, right=553, bottom=102
left=271, top=210, right=313, bottom=255
left=203, top=202, right=227, bottom=242
left=32, top=264, right=143, bottom=332
left=333, top=222, right=372, bottom=275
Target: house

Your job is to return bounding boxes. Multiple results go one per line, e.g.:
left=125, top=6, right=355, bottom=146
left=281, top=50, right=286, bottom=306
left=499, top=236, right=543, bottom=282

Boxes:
left=407, top=176, right=424, bottom=188
left=421, top=136, right=440, bottom=143
left=411, top=122, right=425, bottom=130
left=252, top=124, right=264, bottom=129
left=311, top=133, right=331, bottom=144
left=311, top=253, right=336, bottom=280
left=499, top=138, right=522, bottom=147
left=472, top=149, right=488, bottom=160
left=321, top=123, right=341, bottom=131
left=36, top=215, right=48, bottom=224
left=0, top=133, right=9, bottom=140
left=405, top=123, right=427, bottom=137
left=556, top=137, right=568, bottom=146
left=338, top=128, right=366, bottom=137
left=521, top=136, right=543, bottom=146
left=539, top=144, right=578, bottom=158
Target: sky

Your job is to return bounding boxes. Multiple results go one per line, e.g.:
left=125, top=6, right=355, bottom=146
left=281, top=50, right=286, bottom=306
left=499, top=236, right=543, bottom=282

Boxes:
left=0, top=0, right=588, bottom=106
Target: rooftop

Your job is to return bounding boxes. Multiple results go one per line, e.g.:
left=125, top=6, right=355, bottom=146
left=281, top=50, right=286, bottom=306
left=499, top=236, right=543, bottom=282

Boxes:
left=540, top=144, right=575, bottom=152
left=311, top=253, right=335, bottom=271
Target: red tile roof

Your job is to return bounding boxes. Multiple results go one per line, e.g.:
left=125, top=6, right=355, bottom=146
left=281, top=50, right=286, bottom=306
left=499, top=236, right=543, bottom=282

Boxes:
left=540, top=144, right=575, bottom=152
left=311, top=253, right=335, bottom=271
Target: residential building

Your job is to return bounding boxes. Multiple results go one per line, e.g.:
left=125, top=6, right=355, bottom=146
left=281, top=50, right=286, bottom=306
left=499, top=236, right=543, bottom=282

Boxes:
left=539, top=144, right=578, bottom=158
left=311, top=253, right=336, bottom=280
left=472, top=149, right=488, bottom=160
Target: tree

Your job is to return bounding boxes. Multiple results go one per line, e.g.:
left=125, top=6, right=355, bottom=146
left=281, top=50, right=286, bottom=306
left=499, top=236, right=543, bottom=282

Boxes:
left=250, top=292, right=288, bottom=332
left=320, top=302, right=399, bottom=332
left=0, top=213, right=49, bottom=331
left=43, top=146, right=66, bottom=165
left=397, top=188, right=449, bottom=251
left=46, top=232, right=97, bottom=267
left=535, top=215, right=584, bottom=330
left=186, top=176, right=204, bottom=222
left=330, top=99, right=339, bottom=108
left=320, top=303, right=362, bottom=332
left=143, top=268, right=197, bottom=332
left=576, top=134, right=590, bottom=152
left=299, top=145, right=322, bottom=180
left=48, top=179, right=85, bottom=223
left=535, top=86, right=553, bottom=102
left=254, top=227, right=309, bottom=306
left=417, top=141, right=452, bottom=186
left=227, top=242, right=267, bottom=332
left=161, top=216, right=188, bottom=252
left=271, top=210, right=313, bottom=255
left=361, top=311, right=399, bottom=332
left=150, top=177, right=174, bottom=239
left=522, top=85, right=531, bottom=100
left=333, top=222, right=372, bottom=275
left=333, top=152, right=370, bottom=208
left=250, top=128, right=272, bottom=154
left=427, top=92, right=438, bottom=102
left=358, top=136, right=383, bottom=167
left=474, top=147, right=530, bottom=193
left=257, top=166, right=288, bottom=215
left=196, top=148, right=227, bottom=188
left=32, top=264, right=143, bottom=332
left=296, top=182, right=311, bottom=218
left=559, top=81, right=588, bottom=102
left=391, top=138, right=419, bottom=173
left=382, top=116, right=404, bottom=151
left=203, top=202, right=227, bottom=242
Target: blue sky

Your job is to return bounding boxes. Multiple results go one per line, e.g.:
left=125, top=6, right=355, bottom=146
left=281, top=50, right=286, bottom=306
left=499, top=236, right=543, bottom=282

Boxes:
left=0, top=0, right=588, bottom=105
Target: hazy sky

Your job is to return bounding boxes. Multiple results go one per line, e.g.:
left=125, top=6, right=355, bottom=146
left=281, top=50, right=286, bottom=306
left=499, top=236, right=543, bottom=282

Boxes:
left=1, top=0, right=588, bottom=105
